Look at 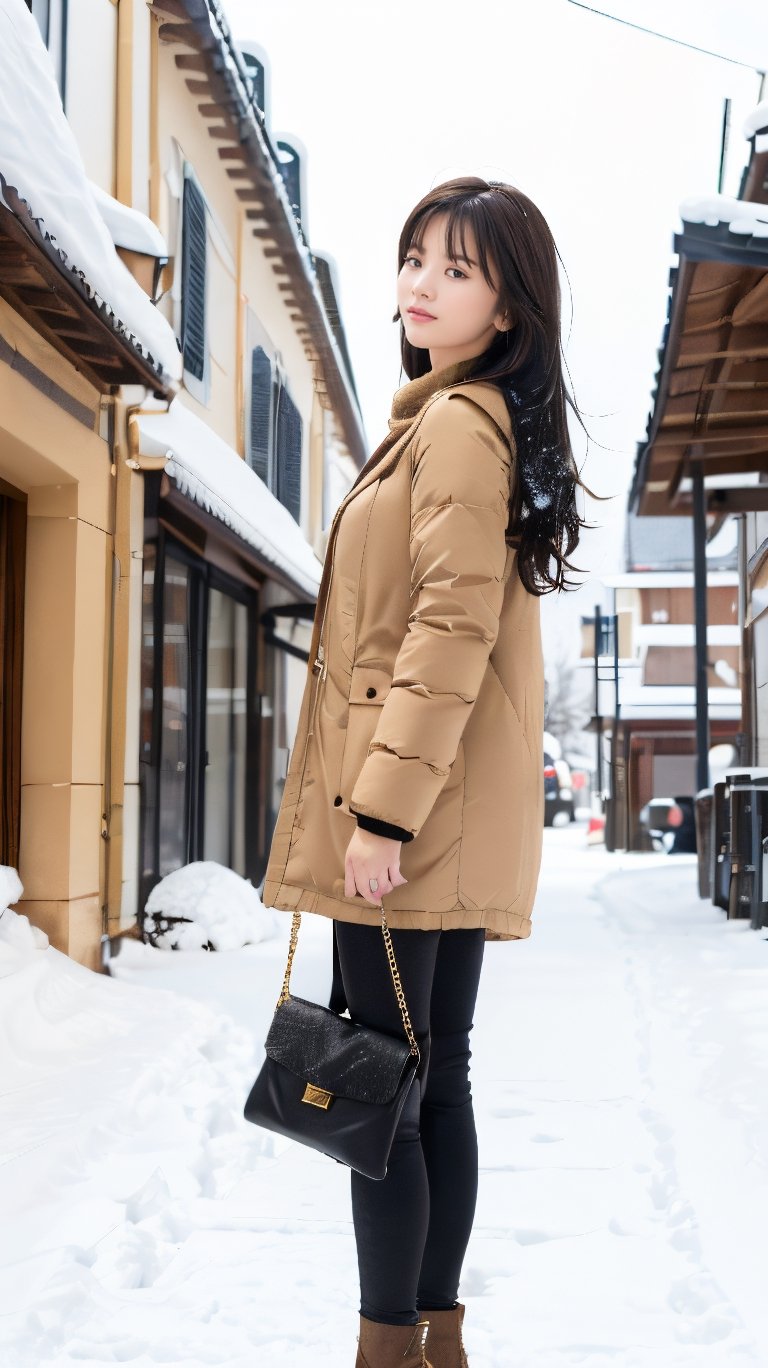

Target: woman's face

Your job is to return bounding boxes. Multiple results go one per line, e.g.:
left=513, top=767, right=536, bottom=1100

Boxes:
left=397, top=212, right=507, bottom=372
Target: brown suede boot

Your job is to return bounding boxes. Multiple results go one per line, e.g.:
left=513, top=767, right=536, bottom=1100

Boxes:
left=421, top=1304, right=469, bottom=1367
left=355, top=1315, right=433, bottom=1367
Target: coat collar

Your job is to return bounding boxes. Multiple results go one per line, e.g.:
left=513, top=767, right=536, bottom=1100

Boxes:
left=337, top=358, right=502, bottom=526
left=388, top=357, right=479, bottom=435
left=306, top=362, right=512, bottom=667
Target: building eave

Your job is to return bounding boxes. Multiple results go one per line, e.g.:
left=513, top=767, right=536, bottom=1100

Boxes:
left=630, top=196, right=768, bottom=520
left=150, top=0, right=367, bottom=466
left=0, top=185, right=175, bottom=396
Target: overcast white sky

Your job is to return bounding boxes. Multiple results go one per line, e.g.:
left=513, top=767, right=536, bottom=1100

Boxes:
left=226, top=0, right=765, bottom=597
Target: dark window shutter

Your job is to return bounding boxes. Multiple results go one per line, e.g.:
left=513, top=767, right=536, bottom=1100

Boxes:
left=181, top=176, right=206, bottom=382
left=248, top=347, right=272, bottom=482
left=275, top=382, right=302, bottom=522
left=276, top=140, right=302, bottom=231
left=241, top=51, right=266, bottom=115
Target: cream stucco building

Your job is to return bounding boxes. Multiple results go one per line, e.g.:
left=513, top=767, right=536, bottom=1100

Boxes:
left=0, top=0, right=365, bottom=969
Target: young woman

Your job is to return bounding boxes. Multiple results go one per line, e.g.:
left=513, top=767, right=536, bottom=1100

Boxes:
left=262, top=176, right=587, bottom=1368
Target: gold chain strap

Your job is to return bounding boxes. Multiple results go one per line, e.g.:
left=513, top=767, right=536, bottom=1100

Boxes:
left=276, top=907, right=419, bottom=1058
left=277, top=910, right=302, bottom=1008
left=380, top=910, right=419, bottom=1056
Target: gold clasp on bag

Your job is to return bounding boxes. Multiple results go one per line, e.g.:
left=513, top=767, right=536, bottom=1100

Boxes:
left=302, top=1082, right=334, bottom=1110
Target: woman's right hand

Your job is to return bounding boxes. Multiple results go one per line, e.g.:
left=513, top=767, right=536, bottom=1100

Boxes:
left=344, top=828, right=409, bottom=905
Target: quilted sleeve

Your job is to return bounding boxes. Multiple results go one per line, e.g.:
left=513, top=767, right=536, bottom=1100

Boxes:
left=349, top=391, right=513, bottom=840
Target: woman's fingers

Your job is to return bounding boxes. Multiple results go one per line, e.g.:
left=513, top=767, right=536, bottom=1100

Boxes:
left=344, top=857, right=395, bottom=904
left=343, top=831, right=407, bottom=903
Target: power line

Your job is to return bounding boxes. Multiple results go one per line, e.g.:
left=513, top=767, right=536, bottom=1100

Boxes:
left=567, top=1, right=766, bottom=76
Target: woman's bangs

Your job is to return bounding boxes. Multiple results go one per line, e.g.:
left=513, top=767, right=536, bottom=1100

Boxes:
left=443, top=200, right=496, bottom=288
left=406, top=198, right=497, bottom=289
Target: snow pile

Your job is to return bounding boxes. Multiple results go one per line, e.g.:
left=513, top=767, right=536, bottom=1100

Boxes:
left=4, top=832, right=768, bottom=1364
left=0, top=864, right=22, bottom=913
left=679, top=194, right=768, bottom=240
left=142, top=860, right=280, bottom=951
left=133, top=399, right=323, bottom=596
left=89, top=180, right=168, bottom=258
left=0, top=0, right=181, bottom=383
left=0, top=868, right=49, bottom=980
left=0, top=899, right=336, bottom=1367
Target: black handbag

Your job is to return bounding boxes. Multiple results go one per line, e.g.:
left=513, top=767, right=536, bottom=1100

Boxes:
left=243, top=908, right=420, bottom=1181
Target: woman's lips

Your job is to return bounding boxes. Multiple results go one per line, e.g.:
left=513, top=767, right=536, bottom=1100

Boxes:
left=407, top=308, right=436, bottom=321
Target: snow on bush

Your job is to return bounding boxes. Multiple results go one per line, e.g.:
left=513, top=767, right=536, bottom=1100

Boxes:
left=142, top=861, right=279, bottom=952
left=0, top=865, right=23, bottom=914
left=0, top=867, right=49, bottom=979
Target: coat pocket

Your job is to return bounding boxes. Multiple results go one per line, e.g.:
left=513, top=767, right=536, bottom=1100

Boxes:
left=336, top=665, right=393, bottom=811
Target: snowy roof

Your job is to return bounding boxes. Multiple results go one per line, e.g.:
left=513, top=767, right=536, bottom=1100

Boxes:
left=611, top=685, right=741, bottom=723
left=131, top=400, right=323, bottom=598
left=149, top=0, right=366, bottom=464
left=679, top=194, right=768, bottom=244
left=89, top=182, right=169, bottom=259
left=624, top=514, right=738, bottom=573
left=631, top=183, right=768, bottom=518
left=605, top=570, right=738, bottom=589
left=0, top=0, right=181, bottom=387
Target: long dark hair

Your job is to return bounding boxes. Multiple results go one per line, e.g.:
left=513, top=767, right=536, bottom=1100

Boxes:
left=395, top=177, right=590, bottom=595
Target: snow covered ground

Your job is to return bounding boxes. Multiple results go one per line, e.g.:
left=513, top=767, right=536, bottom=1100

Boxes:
left=2, top=828, right=767, bottom=1367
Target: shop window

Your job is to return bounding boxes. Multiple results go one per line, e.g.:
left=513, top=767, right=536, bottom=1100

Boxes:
left=158, top=554, right=192, bottom=875
left=180, top=170, right=207, bottom=387
left=139, top=520, right=263, bottom=910
left=204, top=589, right=249, bottom=873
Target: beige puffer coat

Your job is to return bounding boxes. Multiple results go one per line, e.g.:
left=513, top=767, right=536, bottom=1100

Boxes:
left=262, top=360, right=544, bottom=940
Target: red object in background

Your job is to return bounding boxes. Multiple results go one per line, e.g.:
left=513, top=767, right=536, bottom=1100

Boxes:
left=667, top=803, right=684, bottom=828
left=544, top=763, right=557, bottom=779
left=571, top=770, right=587, bottom=790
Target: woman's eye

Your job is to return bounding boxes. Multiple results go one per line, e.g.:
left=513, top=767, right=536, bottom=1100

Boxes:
left=403, top=255, right=421, bottom=268
left=447, top=267, right=466, bottom=279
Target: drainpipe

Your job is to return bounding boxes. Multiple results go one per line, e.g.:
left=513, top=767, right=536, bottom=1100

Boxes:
left=102, top=385, right=157, bottom=964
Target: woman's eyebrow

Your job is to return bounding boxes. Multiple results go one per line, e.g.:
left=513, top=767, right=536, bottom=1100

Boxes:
left=405, top=241, right=477, bottom=267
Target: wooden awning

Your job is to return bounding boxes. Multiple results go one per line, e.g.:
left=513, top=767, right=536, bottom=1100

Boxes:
left=631, top=106, right=768, bottom=519
left=631, top=220, right=768, bottom=518
left=0, top=186, right=173, bottom=396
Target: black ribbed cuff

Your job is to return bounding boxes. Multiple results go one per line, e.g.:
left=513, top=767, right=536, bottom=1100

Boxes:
left=351, top=809, right=414, bottom=843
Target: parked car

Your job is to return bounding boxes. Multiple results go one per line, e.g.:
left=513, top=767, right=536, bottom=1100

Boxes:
left=544, top=752, right=575, bottom=826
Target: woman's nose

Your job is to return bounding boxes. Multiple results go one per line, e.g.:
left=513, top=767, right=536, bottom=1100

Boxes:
left=414, top=272, right=435, bottom=299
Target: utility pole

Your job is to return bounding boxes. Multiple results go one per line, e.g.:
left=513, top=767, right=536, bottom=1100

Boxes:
left=594, top=603, right=603, bottom=797
left=692, top=464, right=710, bottom=791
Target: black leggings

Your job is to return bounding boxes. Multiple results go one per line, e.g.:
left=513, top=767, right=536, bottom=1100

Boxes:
left=334, top=920, right=486, bottom=1327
